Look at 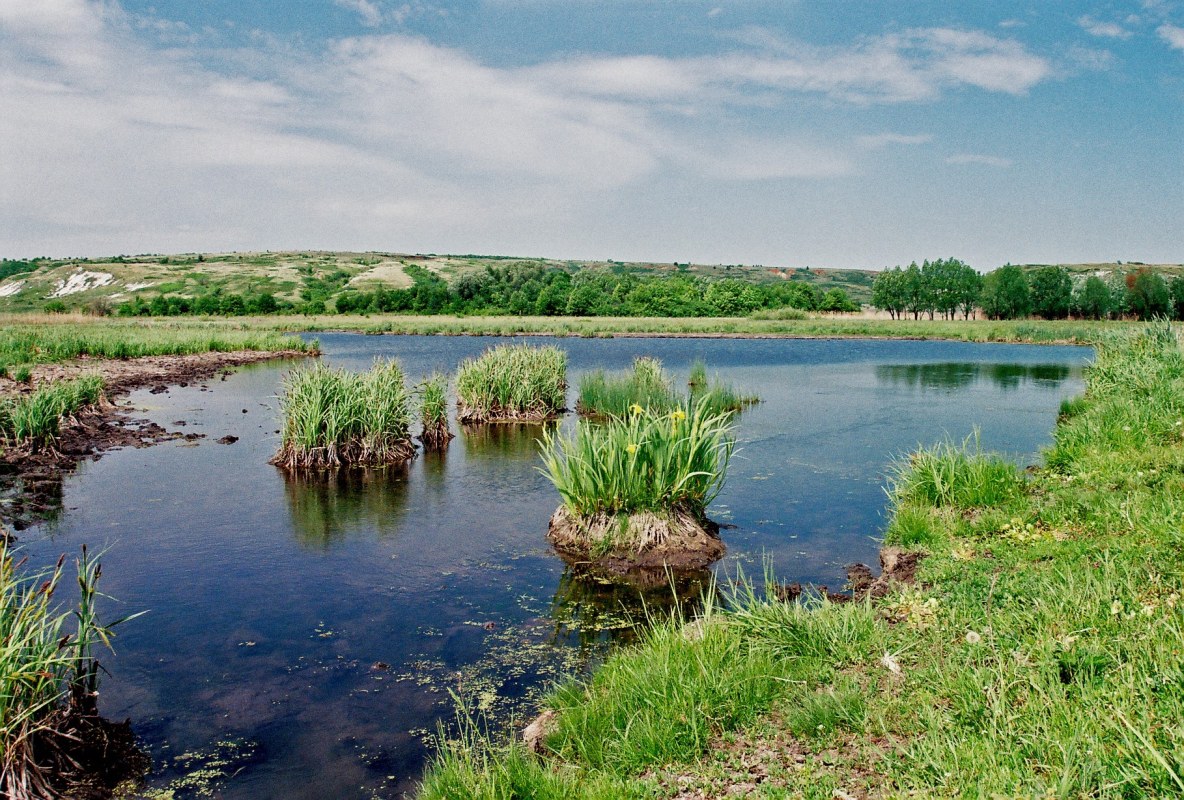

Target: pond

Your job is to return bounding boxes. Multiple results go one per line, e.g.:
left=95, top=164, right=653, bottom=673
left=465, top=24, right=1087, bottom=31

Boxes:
left=15, top=335, right=1089, bottom=799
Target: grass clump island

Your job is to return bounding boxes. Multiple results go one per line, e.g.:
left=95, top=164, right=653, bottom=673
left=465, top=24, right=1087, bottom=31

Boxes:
left=455, top=343, right=567, bottom=423
left=271, top=360, right=416, bottom=469
left=577, top=357, right=757, bottom=420
left=1, top=545, right=145, bottom=800
left=420, top=322, right=1184, bottom=798
left=540, top=400, right=734, bottom=577
left=418, top=372, right=454, bottom=450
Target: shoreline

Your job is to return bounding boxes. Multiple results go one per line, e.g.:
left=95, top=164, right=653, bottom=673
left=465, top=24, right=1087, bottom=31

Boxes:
left=0, top=349, right=309, bottom=528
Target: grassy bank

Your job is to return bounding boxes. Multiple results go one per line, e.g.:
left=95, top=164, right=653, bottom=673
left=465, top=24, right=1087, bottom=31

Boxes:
left=1, top=312, right=1118, bottom=347
left=0, top=315, right=309, bottom=372
left=421, top=322, right=1184, bottom=798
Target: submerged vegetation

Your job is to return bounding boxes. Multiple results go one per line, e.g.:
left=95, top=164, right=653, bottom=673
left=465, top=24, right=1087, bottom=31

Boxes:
left=455, top=344, right=567, bottom=423
left=0, top=375, right=104, bottom=452
left=1, top=545, right=143, bottom=800
left=422, top=322, right=1184, bottom=798
left=418, top=372, right=453, bottom=449
left=271, top=360, right=415, bottom=469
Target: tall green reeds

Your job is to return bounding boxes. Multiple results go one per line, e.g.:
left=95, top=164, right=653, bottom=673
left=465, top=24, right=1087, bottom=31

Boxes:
left=539, top=399, right=734, bottom=517
left=418, top=372, right=453, bottom=449
left=1, top=545, right=138, bottom=800
left=271, top=360, right=415, bottom=469
left=577, top=357, right=757, bottom=419
left=455, top=344, right=566, bottom=422
left=0, top=375, right=104, bottom=451
left=888, top=432, right=1026, bottom=511
left=577, top=357, right=679, bottom=418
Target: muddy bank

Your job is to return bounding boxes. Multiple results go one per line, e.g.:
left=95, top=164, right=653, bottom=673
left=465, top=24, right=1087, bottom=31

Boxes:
left=0, top=350, right=308, bottom=527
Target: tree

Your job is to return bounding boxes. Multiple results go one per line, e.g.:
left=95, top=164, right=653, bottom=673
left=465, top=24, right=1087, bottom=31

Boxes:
left=953, top=263, right=982, bottom=320
left=1073, top=276, right=1111, bottom=320
left=872, top=267, right=907, bottom=319
left=819, top=288, right=858, bottom=312
left=1171, top=277, right=1184, bottom=320
left=1029, top=266, right=1072, bottom=319
left=1127, top=269, right=1171, bottom=320
left=902, top=263, right=930, bottom=320
left=980, top=265, right=1030, bottom=320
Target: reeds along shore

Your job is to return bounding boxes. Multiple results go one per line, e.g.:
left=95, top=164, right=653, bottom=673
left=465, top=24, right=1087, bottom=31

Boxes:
left=1, top=545, right=142, bottom=800
left=455, top=344, right=566, bottom=423
left=0, top=375, right=104, bottom=452
left=271, top=360, right=416, bottom=469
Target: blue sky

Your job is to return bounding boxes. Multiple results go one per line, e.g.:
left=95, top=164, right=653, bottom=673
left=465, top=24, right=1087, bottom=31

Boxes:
left=1, top=1, right=1180, bottom=269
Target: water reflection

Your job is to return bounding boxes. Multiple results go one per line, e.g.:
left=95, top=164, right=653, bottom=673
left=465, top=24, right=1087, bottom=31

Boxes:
left=283, top=467, right=411, bottom=547
left=547, top=566, right=711, bottom=651
left=875, top=362, right=1072, bottom=391
left=459, top=422, right=553, bottom=461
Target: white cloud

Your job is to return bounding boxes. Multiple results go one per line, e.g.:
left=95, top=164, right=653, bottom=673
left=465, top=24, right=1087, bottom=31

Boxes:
left=946, top=154, right=1013, bottom=167
left=335, top=0, right=386, bottom=27
left=1158, top=23, right=1184, bottom=50
left=1077, top=15, right=1132, bottom=39
left=856, top=132, right=933, bottom=149
left=0, top=1, right=1054, bottom=257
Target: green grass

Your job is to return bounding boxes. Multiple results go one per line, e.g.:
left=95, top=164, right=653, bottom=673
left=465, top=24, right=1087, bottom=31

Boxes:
left=539, top=400, right=733, bottom=517
left=1, top=545, right=138, bottom=800
left=577, top=357, right=757, bottom=420
left=0, top=315, right=308, bottom=373
left=576, top=357, right=679, bottom=418
left=271, top=360, right=415, bottom=469
left=455, top=344, right=567, bottom=423
left=419, top=322, right=1184, bottom=799
left=418, top=372, right=452, bottom=448
left=0, top=375, right=104, bottom=451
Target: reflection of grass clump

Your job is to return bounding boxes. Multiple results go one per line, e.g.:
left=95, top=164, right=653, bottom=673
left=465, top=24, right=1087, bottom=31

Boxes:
left=418, top=373, right=453, bottom=449
left=271, top=360, right=415, bottom=469
left=455, top=344, right=566, bottom=423
left=0, top=374, right=104, bottom=451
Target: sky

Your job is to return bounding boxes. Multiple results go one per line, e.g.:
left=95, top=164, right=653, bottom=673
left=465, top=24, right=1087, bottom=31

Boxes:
left=1, top=1, right=1181, bottom=269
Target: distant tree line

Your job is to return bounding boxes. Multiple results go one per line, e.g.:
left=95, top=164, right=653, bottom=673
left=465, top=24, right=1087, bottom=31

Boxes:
left=872, top=262, right=1184, bottom=321
left=111, top=264, right=860, bottom=318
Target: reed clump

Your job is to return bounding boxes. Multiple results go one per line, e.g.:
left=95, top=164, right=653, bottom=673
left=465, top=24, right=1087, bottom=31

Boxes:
left=577, top=357, right=679, bottom=418
left=271, top=360, right=415, bottom=469
left=577, top=357, right=757, bottom=419
left=455, top=344, right=567, bottom=423
left=418, top=372, right=453, bottom=450
left=0, top=375, right=104, bottom=452
left=1, top=544, right=144, bottom=800
left=540, top=400, right=733, bottom=570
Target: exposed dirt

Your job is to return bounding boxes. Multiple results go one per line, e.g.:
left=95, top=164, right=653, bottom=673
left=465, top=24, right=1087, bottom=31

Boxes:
left=547, top=505, right=726, bottom=587
left=0, top=350, right=307, bottom=528
left=775, top=546, right=924, bottom=604
left=455, top=403, right=565, bottom=424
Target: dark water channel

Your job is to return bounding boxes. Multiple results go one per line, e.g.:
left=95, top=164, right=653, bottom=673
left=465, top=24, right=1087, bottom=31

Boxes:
left=16, top=335, right=1089, bottom=798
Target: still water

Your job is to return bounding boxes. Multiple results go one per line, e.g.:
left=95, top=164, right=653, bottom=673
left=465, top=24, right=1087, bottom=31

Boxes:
left=17, top=335, right=1088, bottom=798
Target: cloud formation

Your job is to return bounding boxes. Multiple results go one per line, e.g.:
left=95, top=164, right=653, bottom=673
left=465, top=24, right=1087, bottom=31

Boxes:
left=0, top=0, right=1054, bottom=258
left=1159, top=23, right=1184, bottom=50
left=945, top=154, right=1013, bottom=167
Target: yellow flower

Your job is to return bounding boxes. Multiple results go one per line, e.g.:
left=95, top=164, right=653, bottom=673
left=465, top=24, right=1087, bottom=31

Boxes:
left=629, top=403, right=644, bottom=416
left=671, top=409, right=687, bottom=422
left=626, top=443, right=638, bottom=455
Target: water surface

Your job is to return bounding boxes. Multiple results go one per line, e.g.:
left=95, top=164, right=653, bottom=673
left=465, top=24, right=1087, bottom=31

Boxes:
left=16, top=335, right=1089, bottom=798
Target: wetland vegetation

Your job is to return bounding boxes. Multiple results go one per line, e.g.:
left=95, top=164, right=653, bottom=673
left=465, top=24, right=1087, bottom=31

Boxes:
left=271, top=360, right=416, bottom=469
left=455, top=343, right=567, bottom=423
left=421, top=323, right=1184, bottom=798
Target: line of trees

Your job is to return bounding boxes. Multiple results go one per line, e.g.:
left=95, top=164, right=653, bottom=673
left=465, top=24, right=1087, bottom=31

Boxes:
left=873, top=262, right=1184, bottom=321
left=112, top=264, right=860, bottom=319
